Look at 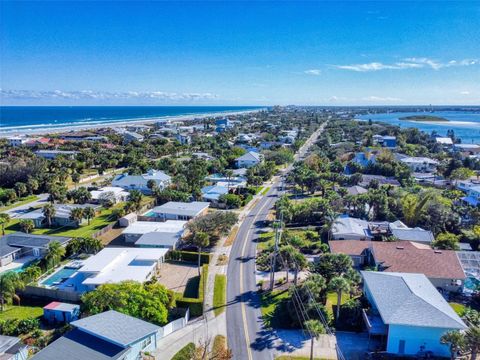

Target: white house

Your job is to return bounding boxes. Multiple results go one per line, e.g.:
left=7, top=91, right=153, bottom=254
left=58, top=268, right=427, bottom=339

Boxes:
left=362, top=271, right=466, bottom=357
left=112, top=169, right=171, bottom=194
left=35, top=150, right=77, bottom=160
left=53, top=248, right=169, bottom=293
left=90, top=186, right=130, bottom=205
left=235, top=151, right=263, bottom=168
left=435, top=137, right=453, bottom=146
left=7, top=136, right=28, bottom=147
left=399, top=156, right=438, bottom=173
left=123, top=131, right=144, bottom=144
left=122, top=220, right=186, bottom=248
left=331, top=217, right=371, bottom=240
left=145, top=201, right=209, bottom=221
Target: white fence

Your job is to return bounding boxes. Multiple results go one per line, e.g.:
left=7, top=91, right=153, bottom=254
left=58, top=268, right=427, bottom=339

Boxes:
left=158, top=308, right=190, bottom=339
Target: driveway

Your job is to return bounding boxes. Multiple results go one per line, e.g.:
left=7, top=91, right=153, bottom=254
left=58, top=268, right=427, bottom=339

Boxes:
left=1, top=193, right=49, bottom=218
left=336, top=331, right=381, bottom=360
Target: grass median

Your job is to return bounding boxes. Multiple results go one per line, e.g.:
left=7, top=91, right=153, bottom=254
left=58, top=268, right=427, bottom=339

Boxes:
left=213, top=274, right=227, bottom=316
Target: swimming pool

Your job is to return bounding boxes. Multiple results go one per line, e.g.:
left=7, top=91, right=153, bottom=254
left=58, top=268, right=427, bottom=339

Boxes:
left=41, top=267, right=78, bottom=287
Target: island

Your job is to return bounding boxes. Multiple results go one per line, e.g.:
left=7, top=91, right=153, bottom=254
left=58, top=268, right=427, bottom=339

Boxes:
left=399, top=115, right=450, bottom=122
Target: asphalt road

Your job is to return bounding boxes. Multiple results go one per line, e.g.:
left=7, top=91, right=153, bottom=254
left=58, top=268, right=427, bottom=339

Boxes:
left=226, top=123, right=326, bottom=360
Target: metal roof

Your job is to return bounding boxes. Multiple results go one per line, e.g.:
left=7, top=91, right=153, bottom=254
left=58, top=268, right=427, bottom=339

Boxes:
left=362, top=271, right=466, bottom=329
left=71, top=310, right=159, bottom=347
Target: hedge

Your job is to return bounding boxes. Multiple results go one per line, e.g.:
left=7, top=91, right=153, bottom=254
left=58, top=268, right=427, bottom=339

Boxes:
left=168, top=250, right=211, bottom=265
left=176, top=264, right=208, bottom=317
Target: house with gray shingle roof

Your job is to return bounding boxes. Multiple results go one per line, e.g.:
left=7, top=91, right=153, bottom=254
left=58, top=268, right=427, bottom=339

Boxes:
left=362, top=271, right=466, bottom=358
left=32, top=310, right=159, bottom=360
left=235, top=151, right=263, bottom=168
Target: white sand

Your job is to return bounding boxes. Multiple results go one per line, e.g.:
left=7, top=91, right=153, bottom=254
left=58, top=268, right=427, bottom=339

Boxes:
left=0, top=109, right=264, bottom=137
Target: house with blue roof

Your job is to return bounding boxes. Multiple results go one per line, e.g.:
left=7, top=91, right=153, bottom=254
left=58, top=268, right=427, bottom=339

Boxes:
left=201, top=185, right=229, bottom=205
left=32, top=310, right=160, bottom=360
left=361, top=271, right=466, bottom=357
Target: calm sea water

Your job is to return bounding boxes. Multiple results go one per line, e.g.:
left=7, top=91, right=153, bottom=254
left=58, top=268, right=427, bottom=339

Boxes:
left=0, top=106, right=262, bottom=134
left=356, top=111, right=480, bottom=144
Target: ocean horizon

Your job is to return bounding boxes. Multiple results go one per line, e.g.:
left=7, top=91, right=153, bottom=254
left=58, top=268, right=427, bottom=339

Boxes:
left=0, top=106, right=263, bottom=134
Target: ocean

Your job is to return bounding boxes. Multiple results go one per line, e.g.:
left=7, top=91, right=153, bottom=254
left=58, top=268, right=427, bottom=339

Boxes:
left=0, top=106, right=263, bottom=134
left=356, top=110, right=480, bottom=144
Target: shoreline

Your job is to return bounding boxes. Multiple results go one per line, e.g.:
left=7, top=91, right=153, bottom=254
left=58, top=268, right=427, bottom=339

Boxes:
left=0, top=108, right=265, bottom=137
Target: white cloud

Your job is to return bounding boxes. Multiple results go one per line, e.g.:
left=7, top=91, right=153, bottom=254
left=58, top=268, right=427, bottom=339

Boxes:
left=362, top=96, right=403, bottom=102
left=304, top=69, right=322, bottom=76
left=0, top=89, right=218, bottom=101
left=334, top=58, right=478, bottom=72
left=460, top=91, right=471, bottom=95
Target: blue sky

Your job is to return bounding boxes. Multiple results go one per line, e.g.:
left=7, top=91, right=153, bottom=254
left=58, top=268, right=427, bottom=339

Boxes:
left=1, top=1, right=479, bottom=106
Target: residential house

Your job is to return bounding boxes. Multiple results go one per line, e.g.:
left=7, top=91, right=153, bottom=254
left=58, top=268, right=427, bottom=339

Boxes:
left=0, top=335, right=28, bottom=360
left=122, top=220, right=186, bottom=248
left=435, top=137, right=453, bottom=146
left=43, top=302, right=80, bottom=324
left=399, top=156, right=438, bottom=173
left=345, top=185, right=368, bottom=196
left=32, top=310, right=159, bottom=360
left=457, top=180, right=480, bottom=206
left=191, top=152, right=214, bottom=161
left=145, top=201, right=209, bottom=221
left=123, top=131, right=144, bottom=144
left=358, top=174, right=400, bottom=187
left=351, top=151, right=377, bottom=167
left=330, top=240, right=466, bottom=292
left=205, top=172, right=247, bottom=189
left=89, top=187, right=130, bottom=205
left=201, top=185, right=229, bottom=204
left=235, top=151, right=263, bottom=168
left=389, top=220, right=435, bottom=244
left=35, top=150, right=77, bottom=160
left=374, top=135, right=397, bottom=148
left=7, top=137, right=28, bottom=147
left=52, top=248, right=168, bottom=293
left=331, top=217, right=371, bottom=240
left=19, top=204, right=99, bottom=228
left=175, top=133, right=191, bottom=145
left=215, top=118, right=232, bottom=133
left=112, top=169, right=171, bottom=194
left=0, top=233, right=71, bottom=269
left=361, top=271, right=466, bottom=357
left=453, top=143, right=480, bottom=156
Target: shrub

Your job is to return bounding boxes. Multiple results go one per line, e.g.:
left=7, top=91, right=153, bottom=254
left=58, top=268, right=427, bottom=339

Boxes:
left=176, top=265, right=208, bottom=317
left=168, top=250, right=211, bottom=265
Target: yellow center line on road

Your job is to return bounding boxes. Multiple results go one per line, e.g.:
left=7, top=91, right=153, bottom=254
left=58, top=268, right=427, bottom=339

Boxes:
left=238, top=185, right=277, bottom=360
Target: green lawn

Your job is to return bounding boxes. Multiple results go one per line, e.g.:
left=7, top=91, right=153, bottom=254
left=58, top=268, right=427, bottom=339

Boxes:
left=326, top=291, right=350, bottom=317
left=0, top=195, right=39, bottom=212
left=260, top=187, right=271, bottom=196
left=0, top=305, right=43, bottom=321
left=260, top=290, right=291, bottom=329
left=213, top=274, right=227, bottom=316
left=171, top=342, right=195, bottom=360
left=28, top=203, right=126, bottom=238
left=449, top=302, right=466, bottom=316
left=257, top=231, right=275, bottom=251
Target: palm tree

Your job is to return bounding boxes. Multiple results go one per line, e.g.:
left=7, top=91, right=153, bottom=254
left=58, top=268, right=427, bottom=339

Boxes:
left=45, top=241, right=66, bottom=270
left=42, top=204, right=56, bottom=228
left=0, top=272, right=25, bottom=311
left=322, top=210, right=340, bottom=242
left=401, top=191, right=433, bottom=227
left=70, top=207, right=84, bottom=227
left=465, top=326, right=480, bottom=360
left=191, top=231, right=209, bottom=276
left=329, top=276, right=351, bottom=323
left=83, top=207, right=95, bottom=225
left=224, top=169, right=234, bottom=191
left=440, top=330, right=465, bottom=360
left=127, top=190, right=143, bottom=211
left=19, top=219, right=34, bottom=234
left=0, top=213, right=11, bottom=236
left=304, top=319, right=325, bottom=360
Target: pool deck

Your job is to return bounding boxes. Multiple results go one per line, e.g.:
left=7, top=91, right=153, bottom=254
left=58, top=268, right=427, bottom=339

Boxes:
left=0, top=256, right=38, bottom=274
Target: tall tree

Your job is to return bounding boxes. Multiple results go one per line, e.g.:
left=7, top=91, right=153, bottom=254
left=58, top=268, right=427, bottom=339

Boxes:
left=83, top=207, right=96, bottom=225
left=19, top=219, right=34, bottom=234
left=329, top=276, right=351, bottom=323
left=42, top=204, right=56, bottom=228
left=190, top=232, right=210, bottom=276
left=45, top=241, right=66, bottom=270
left=70, top=207, right=85, bottom=226
left=465, top=326, right=480, bottom=360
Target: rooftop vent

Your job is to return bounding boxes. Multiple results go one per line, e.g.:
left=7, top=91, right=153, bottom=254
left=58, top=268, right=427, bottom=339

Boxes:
left=434, top=250, right=442, bottom=254
left=396, top=246, right=404, bottom=250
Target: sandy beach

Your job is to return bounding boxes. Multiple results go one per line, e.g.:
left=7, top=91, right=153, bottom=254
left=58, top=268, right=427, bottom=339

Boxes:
left=0, top=108, right=264, bottom=137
